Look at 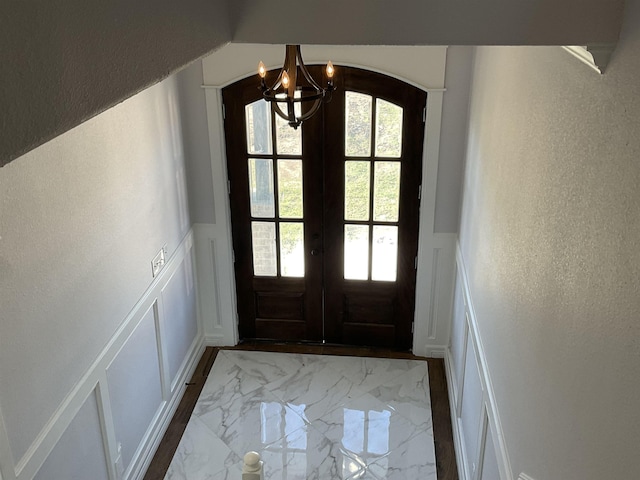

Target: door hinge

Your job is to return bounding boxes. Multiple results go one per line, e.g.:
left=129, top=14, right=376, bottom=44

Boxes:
left=423, top=106, right=427, bottom=123
left=222, top=103, right=226, bottom=120
left=414, top=256, right=418, bottom=270
left=227, top=180, right=231, bottom=195
left=412, top=322, right=415, bottom=333
left=418, top=184, right=422, bottom=200
left=232, top=249, right=235, bottom=263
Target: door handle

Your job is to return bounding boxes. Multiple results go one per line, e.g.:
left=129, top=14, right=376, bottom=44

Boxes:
left=311, top=249, right=320, bottom=256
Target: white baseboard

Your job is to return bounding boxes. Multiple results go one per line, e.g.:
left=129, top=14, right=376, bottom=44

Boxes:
left=424, top=345, right=447, bottom=358
left=204, top=333, right=229, bottom=346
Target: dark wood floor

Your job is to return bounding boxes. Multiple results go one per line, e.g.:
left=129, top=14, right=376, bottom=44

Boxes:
left=144, top=343, right=458, bottom=480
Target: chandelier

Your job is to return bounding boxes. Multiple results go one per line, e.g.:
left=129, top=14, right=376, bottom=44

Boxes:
left=258, top=45, right=335, bottom=129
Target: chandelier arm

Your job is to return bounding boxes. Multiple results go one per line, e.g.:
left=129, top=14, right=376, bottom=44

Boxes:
left=262, top=88, right=324, bottom=103
left=294, top=45, right=324, bottom=93
left=297, top=98, right=323, bottom=122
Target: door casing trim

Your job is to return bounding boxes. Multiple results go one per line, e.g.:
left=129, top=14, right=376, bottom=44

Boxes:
left=200, top=62, right=453, bottom=356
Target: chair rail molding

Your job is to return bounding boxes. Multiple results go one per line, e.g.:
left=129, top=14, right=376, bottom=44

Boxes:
left=0, top=230, right=204, bottom=480
left=518, top=474, right=536, bottom=480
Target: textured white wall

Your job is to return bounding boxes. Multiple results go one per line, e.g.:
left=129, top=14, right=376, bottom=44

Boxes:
left=436, top=46, right=474, bottom=233
left=177, top=62, right=217, bottom=225
left=229, top=0, right=623, bottom=46
left=458, top=1, right=640, bottom=478
left=0, top=0, right=625, bottom=168
left=0, top=75, right=191, bottom=464
left=0, top=0, right=231, bottom=167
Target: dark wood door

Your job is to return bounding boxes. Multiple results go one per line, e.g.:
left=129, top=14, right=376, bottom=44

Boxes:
left=223, top=67, right=426, bottom=349
left=223, top=73, right=324, bottom=342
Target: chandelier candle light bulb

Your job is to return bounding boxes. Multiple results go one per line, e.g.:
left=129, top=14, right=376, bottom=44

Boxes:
left=257, top=45, right=336, bottom=129
left=326, top=61, right=335, bottom=79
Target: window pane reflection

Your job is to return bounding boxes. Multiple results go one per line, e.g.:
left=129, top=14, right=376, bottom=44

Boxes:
left=245, top=100, right=273, bottom=154
left=252, top=222, right=277, bottom=276
left=341, top=406, right=392, bottom=475
left=261, top=402, right=308, bottom=480
left=279, top=223, right=304, bottom=277
left=248, top=158, right=275, bottom=218
left=345, top=92, right=372, bottom=157
left=367, top=410, right=391, bottom=455
left=375, top=99, right=403, bottom=158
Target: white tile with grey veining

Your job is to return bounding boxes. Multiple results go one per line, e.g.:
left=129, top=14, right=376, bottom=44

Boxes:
left=366, top=364, right=433, bottom=429
left=164, top=415, right=242, bottom=480
left=222, top=350, right=304, bottom=385
left=345, top=469, right=387, bottom=480
left=261, top=421, right=365, bottom=480
left=308, top=391, right=426, bottom=469
left=328, top=356, right=426, bottom=394
left=165, top=350, right=436, bottom=480
left=368, top=428, right=436, bottom=480
left=265, top=361, right=366, bottom=423
left=197, top=350, right=263, bottom=403
left=197, top=384, right=301, bottom=460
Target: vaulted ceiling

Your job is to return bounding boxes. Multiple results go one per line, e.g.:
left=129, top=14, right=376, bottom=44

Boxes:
left=0, top=0, right=625, bottom=167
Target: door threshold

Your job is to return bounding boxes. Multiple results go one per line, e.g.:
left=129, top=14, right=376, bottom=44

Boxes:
left=233, top=339, right=422, bottom=360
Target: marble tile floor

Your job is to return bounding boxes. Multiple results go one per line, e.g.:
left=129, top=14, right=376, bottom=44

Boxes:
left=164, top=350, right=437, bottom=480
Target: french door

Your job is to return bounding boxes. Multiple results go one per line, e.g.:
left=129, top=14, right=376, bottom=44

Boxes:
left=222, top=66, right=427, bottom=349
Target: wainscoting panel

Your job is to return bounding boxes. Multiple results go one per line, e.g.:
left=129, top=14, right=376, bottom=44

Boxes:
left=445, top=243, right=513, bottom=480
left=32, top=390, right=109, bottom=480
left=449, top=273, right=468, bottom=412
left=480, top=419, right=500, bottom=480
left=414, top=233, right=457, bottom=357
left=160, top=248, right=199, bottom=393
left=105, top=302, right=163, bottom=474
left=459, top=334, right=484, bottom=477
left=193, top=223, right=238, bottom=346
left=0, top=230, right=205, bottom=480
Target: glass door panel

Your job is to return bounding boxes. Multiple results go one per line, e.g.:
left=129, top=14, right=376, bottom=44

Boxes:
left=277, top=160, right=303, bottom=218
left=345, top=161, right=371, bottom=221
left=345, top=92, right=372, bottom=157
left=344, top=225, right=370, bottom=280
left=373, top=162, right=401, bottom=222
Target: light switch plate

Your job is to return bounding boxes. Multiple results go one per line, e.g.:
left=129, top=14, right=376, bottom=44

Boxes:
left=152, top=248, right=166, bottom=277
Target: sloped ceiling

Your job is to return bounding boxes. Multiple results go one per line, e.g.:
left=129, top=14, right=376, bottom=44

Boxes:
left=0, top=0, right=625, bottom=167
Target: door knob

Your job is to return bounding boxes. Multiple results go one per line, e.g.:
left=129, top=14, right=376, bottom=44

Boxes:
left=311, top=249, right=320, bottom=256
